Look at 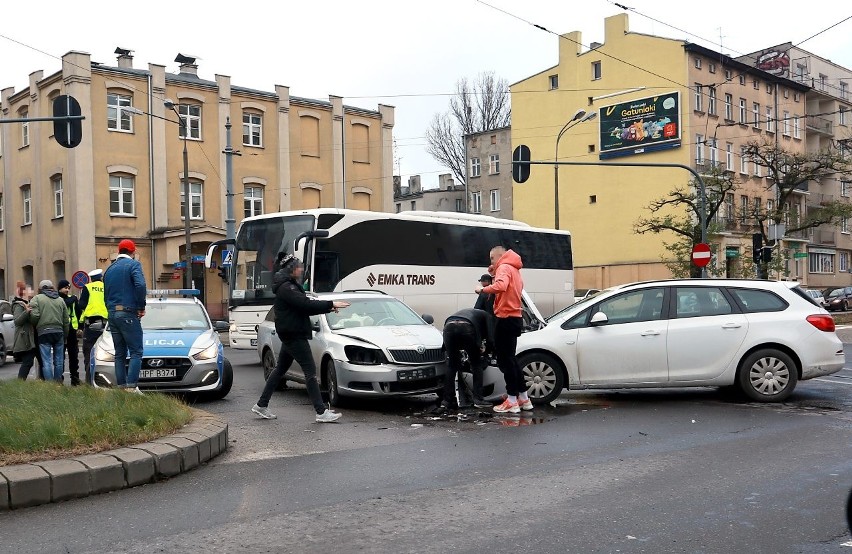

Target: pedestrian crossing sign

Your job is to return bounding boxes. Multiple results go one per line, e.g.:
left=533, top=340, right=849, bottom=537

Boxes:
left=222, top=250, right=233, bottom=267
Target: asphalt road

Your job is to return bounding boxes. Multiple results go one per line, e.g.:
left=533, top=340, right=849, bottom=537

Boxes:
left=1, top=347, right=852, bottom=553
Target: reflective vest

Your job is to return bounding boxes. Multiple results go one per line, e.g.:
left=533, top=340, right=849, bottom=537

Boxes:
left=80, top=281, right=108, bottom=320
left=67, top=298, right=79, bottom=330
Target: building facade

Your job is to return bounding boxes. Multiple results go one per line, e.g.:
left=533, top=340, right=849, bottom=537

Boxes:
left=0, top=49, right=394, bottom=317
left=511, top=13, right=824, bottom=290
left=465, top=126, right=513, bottom=219
left=393, top=174, right=465, bottom=212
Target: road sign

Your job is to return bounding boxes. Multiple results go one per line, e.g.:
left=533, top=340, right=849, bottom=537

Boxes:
left=692, top=243, right=711, bottom=267
left=512, top=145, right=531, bottom=183
left=71, top=270, right=90, bottom=289
left=222, top=249, right=233, bottom=267
left=793, top=252, right=808, bottom=259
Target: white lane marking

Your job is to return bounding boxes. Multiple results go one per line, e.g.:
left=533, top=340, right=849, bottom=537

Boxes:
left=814, top=378, right=852, bottom=386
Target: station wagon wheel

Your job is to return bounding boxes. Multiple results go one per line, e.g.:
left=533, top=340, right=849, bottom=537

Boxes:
left=737, top=349, right=798, bottom=402
left=262, top=348, right=288, bottom=391
left=323, top=359, right=343, bottom=408
left=519, top=352, right=565, bottom=405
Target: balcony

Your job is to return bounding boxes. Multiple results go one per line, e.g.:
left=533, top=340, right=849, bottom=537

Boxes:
left=806, top=115, right=834, bottom=136
left=815, top=229, right=836, bottom=245
left=694, top=160, right=730, bottom=175
left=806, top=192, right=840, bottom=207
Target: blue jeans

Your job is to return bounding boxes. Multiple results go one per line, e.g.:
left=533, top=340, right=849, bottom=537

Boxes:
left=108, top=310, right=144, bottom=387
left=39, top=332, right=65, bottom=382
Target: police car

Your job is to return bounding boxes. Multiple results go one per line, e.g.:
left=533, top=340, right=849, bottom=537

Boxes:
left=90, top=289, right=233, bottom=399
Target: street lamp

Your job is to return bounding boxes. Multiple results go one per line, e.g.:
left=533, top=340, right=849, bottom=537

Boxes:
left=164, top=98, right=193, bottom=289
left=554, top=109, right=598, bottom=230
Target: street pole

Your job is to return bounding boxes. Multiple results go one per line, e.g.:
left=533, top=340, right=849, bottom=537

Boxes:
left=181, top=118, right=191, bottom=289
left=224, top=117, right=236, bottom=240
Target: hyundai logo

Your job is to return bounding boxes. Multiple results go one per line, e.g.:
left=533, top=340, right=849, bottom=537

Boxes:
left=416, top=345, right=426, bottom=354
left=148, top=359, right=165, bottom=368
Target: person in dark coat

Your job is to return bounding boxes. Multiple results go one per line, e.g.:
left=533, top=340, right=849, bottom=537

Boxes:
left=252, top=253, right=350, bottom=423
left=12, top=281, right=43, bottom=380
left=57, top=279, right=82, bottom=385
left=473, top=273, right=495, bottom=315
left=440, top=307, right=495, bottom=411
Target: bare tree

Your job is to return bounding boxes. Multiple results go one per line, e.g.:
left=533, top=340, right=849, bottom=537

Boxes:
left=426, top=72, right=511, bottom=186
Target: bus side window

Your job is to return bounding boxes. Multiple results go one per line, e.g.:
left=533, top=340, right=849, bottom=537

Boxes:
left=314, top=251, right=340, bottom=293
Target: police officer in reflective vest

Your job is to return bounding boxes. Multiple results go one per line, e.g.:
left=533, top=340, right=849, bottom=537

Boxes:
left=57, top=279, right=81, bottom=385
left=78, top=269, right=108, bottom=385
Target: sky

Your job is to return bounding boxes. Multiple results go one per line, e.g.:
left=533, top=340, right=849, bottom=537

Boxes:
left=2, top=0, right=851, bottom=189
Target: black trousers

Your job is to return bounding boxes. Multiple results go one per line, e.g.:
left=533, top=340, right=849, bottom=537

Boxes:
left=16, top=348, right=42, bottom=380
left=258, top=337, right=327, bottom=414
left=494, top=317, right=524, bottom=396
left=65, top=328, right=80, bottom=383
left=82, top=321, right=105, bottom=385
left=442, top=321, right=484, bottom=404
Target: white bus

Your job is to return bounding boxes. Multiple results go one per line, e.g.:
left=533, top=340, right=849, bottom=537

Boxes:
left=206, top=209, right=574, bottom=349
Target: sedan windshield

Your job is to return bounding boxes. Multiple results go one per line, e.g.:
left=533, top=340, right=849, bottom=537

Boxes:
left=326, top=298, right=424, bottom=329
left=142, top=303, right=210, bottom=331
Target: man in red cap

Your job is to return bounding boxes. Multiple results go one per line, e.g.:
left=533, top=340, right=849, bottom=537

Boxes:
left=103, top=239, right=147, bottom=393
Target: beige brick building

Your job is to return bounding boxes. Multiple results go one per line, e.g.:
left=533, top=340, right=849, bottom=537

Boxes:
left=0, top=50, right=394, bottom=317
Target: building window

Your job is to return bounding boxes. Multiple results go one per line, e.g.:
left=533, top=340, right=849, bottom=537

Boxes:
left=410, top=201, right=416, bottom=211
left=842, top=181, right=850, bottom=197
left=724, top=94, right=733, bottom=120
left=491, top=135, right=497, bottom=145
left=107, top=93, right=133, bottom=132
left=766, top=106, right=774, bottom=133
left=52, top=175, right=63, bottom=218
left=782, top=111, right=790, bottom=136
left=753, top=79, right=760, bottom=90
left=694, top=58, right=702, bottom=69
left=109, top=175, right=135, bottom=216
left=694, top=84, right=703, bottom=112
left=0, top=193, right=4, bottom=231
left=753, top=159, right=762, bottom=177
left=809, top=252, right=834, bottom=274
left=455, top=198, right=463, bottom=212
left=841, top=252, right=850, bottom=271
left=178, top=104, right=202, bottom=140
left=726, top=143, right=733, bottom=171
left=180, top=182, right=203, bottom=220
left=724, top=193, right=734, bottom=221
left=725, top=69, right=732, bottom=80
left=739, top=99, right=747, bottom=123
left=841, top=82, right=849, bottom=100
left=708, top=63, right=716, bottom=74
left=739, top=75, right=746, bottom=85
left=695, top=134, right=704, bottom=164
left=793, top=116, right=801, bottom=138
left=489, top=154, right=500, bottom=174
left=708, top=138, right=718, bottom=165
left=242, top=112, right=262, bottom=147
left=20, top=109, right=29, bottom=147
left=708, top=87, right=717, bottom=115
left=470, top=157, right=481, bottom=178
left=795, top=64, right=807, bottom=81
left=22, top=186, right=32, bottom=225
left=794, top=92, right=801, bottom=102
left=471, top=191, right=482, bottom=214
left=819, top=74, right=828, bottom=91
left=490, top=189, right=500, bottom=212
left=740, top=146, right=748, bottom=174
left=841, top=106, right=848, bottom=126
left=395, top=203, right=401, bottom=213
left=244, top=186, right=264, bottom=218
left=843, top=218, right=850, bottom=234
left=752, top=102, right=761, bottom=128
left=592, top=61, right=601, bottom=80
left=549, top=74, right=558, bottom=90
left=740, top=195, right=749, bottom=224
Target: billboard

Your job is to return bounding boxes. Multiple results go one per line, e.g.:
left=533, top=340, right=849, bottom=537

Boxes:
left=599, top=91, right=681, bottom=159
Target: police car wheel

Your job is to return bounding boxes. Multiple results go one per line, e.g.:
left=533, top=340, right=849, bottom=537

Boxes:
left=206, top=359, right=233, bottom=401
left=262, top=348, right=287, bottom=391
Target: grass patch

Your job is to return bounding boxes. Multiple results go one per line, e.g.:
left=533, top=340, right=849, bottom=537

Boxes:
left=0, top=380, right=194, bottom=466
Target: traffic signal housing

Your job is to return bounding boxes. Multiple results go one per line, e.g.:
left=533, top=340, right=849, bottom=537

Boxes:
left=217, top=265, right=230, bottom=282
left=752, top=233, right=763, bottom=263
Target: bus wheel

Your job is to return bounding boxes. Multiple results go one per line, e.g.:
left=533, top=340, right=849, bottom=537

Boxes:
left=262, top=348, right=287, bottom=391
left=519, top=352, right=565, bottom=405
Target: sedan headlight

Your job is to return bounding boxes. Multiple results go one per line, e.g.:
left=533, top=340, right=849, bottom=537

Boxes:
left=193, top=343, right=219, bottom=361
left=94, top=344, right=115, bottom=362
left=344, top=345, right=388, bottom=365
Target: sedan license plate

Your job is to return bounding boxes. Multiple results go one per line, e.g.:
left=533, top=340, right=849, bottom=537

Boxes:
left=139, top=368, right=177, bottom=379
left=251, top=339, right=258, bottom=346
left=397, top=366, right=435, bottom=381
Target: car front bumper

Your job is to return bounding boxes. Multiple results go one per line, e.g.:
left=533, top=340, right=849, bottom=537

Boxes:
left=92, top=358, right=223, bottom=392
left=335, top=359, right=447, bottom=397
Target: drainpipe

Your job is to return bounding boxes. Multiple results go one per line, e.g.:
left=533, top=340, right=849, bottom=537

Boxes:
left=147, top=72, right=156, bottom=285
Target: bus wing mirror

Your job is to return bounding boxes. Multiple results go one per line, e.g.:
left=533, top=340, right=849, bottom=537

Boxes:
left=294, top=229, right=330, bottom=251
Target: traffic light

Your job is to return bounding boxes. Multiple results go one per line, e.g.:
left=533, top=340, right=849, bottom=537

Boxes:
left=762, top=246, right=773, bottom=263
left=752, top=233, right=763, bottom=263
left=217, top=265, right=230, bottom=282
left=53, top=95, right=83, bottom=148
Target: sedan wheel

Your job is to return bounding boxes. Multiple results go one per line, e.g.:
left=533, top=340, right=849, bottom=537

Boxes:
left=324, top=360, right=343, bottom=408
left=519, top=352, right=565, bottom=405
left=738, top=349, right=798, bottom=402
left=0, top=336, right=6, bottom=367
left=262, top=348, right=287, bottom=391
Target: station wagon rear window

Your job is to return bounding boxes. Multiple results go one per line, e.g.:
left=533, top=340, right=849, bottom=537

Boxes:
left=727, top=288, right=788, bottom=313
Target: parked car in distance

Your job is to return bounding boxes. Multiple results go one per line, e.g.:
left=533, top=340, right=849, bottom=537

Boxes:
left=516, top=279, right=844, bottom=404
left=823, top=286, right=852, bottom=311
left=91, top=289, right=233, bottom=399
left=0, top=299, right=13, bottom=366
left=805, top=289, right=826, bottom=307
left=257, top=291, right=447, bottom=406
left=574, top=288, right=601, bottom=303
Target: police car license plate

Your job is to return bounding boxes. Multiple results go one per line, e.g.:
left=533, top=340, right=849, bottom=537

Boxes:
left=140, top=369, right=177, bottom=379
left=397, top=367, right=435, bottom=381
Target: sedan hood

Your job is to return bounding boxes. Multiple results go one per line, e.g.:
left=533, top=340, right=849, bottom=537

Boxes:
left=334, top=325, right=442, bottom=348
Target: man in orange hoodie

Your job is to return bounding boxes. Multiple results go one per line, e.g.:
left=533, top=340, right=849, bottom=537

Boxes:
left=475, top=245, right=533, bottom=413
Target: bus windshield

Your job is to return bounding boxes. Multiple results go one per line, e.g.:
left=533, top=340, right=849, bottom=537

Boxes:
left=232, top=215, right=315, bottom=306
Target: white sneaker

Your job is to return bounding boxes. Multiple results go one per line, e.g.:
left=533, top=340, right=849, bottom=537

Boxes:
left=123, top=386, right=144, bottom=395
left=316, top=409, right=342, bottom=423
left=252, top=404, right=277, bottom=419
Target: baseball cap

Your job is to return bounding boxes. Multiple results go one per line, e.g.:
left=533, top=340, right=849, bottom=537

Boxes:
left=479, top=273, right=493, bottom=282
left=57, top=279, right=71, bottom=290
left=89, top=269, right=103, bottom=278
left=118, top=239, right=136, bottom=253
left=39, top=279, right=54, bottom=290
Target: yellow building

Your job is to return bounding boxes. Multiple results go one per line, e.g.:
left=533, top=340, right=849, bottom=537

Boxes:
left=0, top=49, right=394, bottom=317
left=511, top=14, right=808, bottom=289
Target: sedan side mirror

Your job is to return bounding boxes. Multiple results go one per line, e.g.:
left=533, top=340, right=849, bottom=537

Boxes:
left=421, top=314, right=434, bottom=325
left=213, top=320, right=229, bottom=331
left=311, top=321, right=321, bottom=332
left=589, top=311, right=608, bottom=325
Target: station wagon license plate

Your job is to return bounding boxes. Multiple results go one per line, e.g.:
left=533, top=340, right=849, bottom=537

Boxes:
left=397, top=366, right=435, bottom=381
left=140, top=368, right=177, bottom=379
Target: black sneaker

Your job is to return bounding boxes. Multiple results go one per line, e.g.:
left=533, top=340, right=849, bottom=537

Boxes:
left=472, top=397, right=491, bottom=409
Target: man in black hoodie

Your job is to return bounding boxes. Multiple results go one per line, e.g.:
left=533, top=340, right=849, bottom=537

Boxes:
left=252, top=253, right=349, bottom=423
left=57, top=279, right=82, bottom=386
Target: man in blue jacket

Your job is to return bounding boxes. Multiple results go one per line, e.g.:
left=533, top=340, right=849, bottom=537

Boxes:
left=103, top=239, right=147, bottom=392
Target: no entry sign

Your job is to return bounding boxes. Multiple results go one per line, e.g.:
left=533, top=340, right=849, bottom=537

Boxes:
left=692, top=243, right=711, bottom=267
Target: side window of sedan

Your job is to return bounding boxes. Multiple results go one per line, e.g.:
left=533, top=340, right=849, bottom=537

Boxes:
left=595, top=288, right=665, bottom=325
left=265, top=308, right=275, bottom=322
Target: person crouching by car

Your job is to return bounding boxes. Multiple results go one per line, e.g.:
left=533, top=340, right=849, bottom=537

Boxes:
left=252, top=253, right=350, bottom=423
left=12, top=281, right=43, bottom=380
left=439, top=307, right=495, bottom=412
left=29, top=280, right=69, bottom=382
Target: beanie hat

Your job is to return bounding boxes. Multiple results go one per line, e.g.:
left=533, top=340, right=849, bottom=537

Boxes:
left=276, top=252, right=300, bottom=273
left=57, top=279, right=71, bottom=290
left=89, top=269, right=103, bottom=278
left=118, top=239, right=136, bottom=253
left=39, top=279, right=55, bottom=290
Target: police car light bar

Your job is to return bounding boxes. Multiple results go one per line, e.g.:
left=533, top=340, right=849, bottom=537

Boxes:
left=147, top=289, right=201, bottom=297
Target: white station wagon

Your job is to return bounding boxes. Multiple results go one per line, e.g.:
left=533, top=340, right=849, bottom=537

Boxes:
left=516, top=279, right=844, bottom=404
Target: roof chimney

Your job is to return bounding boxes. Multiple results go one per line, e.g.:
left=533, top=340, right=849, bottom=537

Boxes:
left=175, top=53, right=199, bottom=76
left=115, top=47, right=134, bottom=69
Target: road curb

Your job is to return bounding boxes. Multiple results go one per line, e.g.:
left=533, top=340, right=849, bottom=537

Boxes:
left=0, top=410, right=228, bottom=510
